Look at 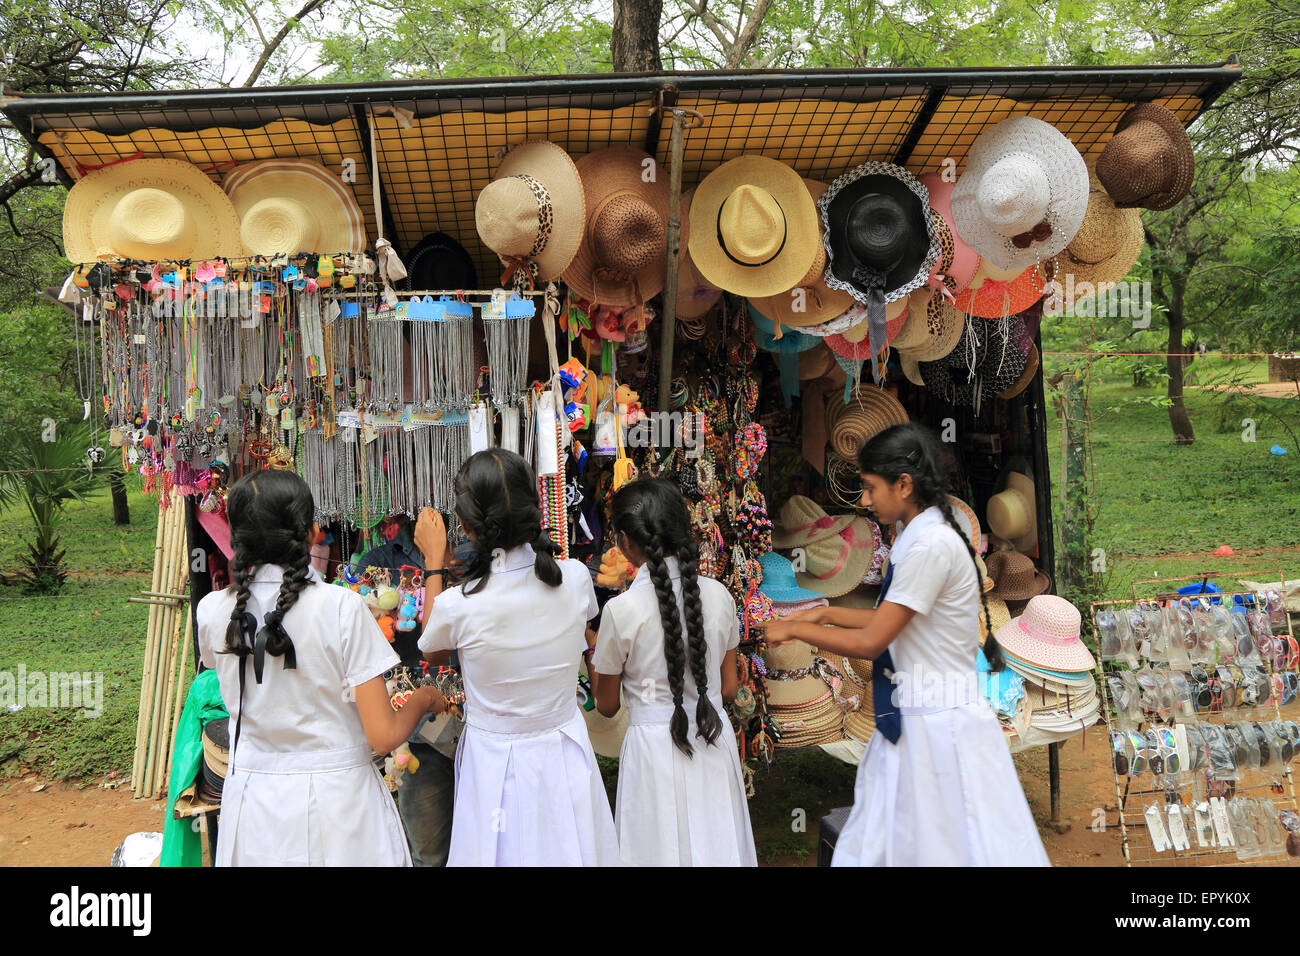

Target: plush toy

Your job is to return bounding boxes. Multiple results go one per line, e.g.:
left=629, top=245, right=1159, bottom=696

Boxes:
left=383, top=742, right=421, bottom=790
left=596, top=546, right=636, bottom=590
left=395, top=593, right=419, bottom=632
left=558, top=357, right=592, bottom=433
left=615, top=384, right=644, bottom=426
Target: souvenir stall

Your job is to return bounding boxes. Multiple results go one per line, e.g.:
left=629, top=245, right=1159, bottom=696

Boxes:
left=5, top=62, right=1241, bottom=818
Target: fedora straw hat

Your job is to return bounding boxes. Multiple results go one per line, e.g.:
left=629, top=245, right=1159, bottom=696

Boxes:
left=689, top=154, right=820, bottom=298
left=63, top=157, right=244, bottom=263
left=222, top=158, right=366, bottom=256
left=998, top=342, right=1040, bottom=400
left=1095, top=103, right=1195, bottom=211
left=1052, top=175, right=1144, bottom=304
left=772, top=495, right=855, bottom=549
left=994, top=594, right=1094, bottom=673
left=952, top=259, right=1048, bottom=319
left=476, top=140, right=586, bottom=286
left=984, top=549, right=1051, bottom=602
left=563, top=146, right=669, bottom=308
left=951, top=116, right=1090, bottom=271
left=675, top=189, right=722, bottom=319
left=827, top=385, right=909, bottom=460
left=795, top=516, right=880, bottom=598
left=987, top=471, right=1037, bottom=548
left=918, top=173, right=980, bottom=295
left=748, top=179, right=855, bottom=328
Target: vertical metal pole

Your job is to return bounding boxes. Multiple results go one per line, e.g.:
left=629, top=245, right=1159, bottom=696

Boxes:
left=1048, top=741, right=1061, bottom=825
left=657, top=110, right=685, bottom=417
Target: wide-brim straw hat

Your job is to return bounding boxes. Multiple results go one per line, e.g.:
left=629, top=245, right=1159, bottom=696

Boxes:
left=998, top=342, right=1040, bottom=400
left=979, top=597, right=1011, bottom=644
left=64, top=157, right=245, bottom=263
left=900, top=351, right=925, bottom=387
left=985, top=548, right=1051, bottom=602
left=918, top=173, right=980, bottom=294
left=952, top=259, right=1048, bottom=319
left=946, top=495, right=984, bottom=555
left=892, top=288, right=942, bottom=352
left=749, top=179, right=855, bottom=328
left=820, top=161, right=939, bottom=306
left=795, top=517, right=880, bottom=598
left=689, top=155, right=821, bottom=298
left=772, top=494, right=855, bottom=548
left=675, top=189, right=722, bottom=319
left=223, top=158, right=366, bottom=256
left=994, top=594, right=1093, bottom=672
left=797, top=343, right=837, bottom=381
left=564, top=146, right=669, bottom=307
left=826, top=385, right=910, bottom=460
left=824, top=298, right=909, bottom=360
left=476, top=140, right=586, bottom=285
left=772, top=700, right=847, bottom=748
left=987, top=471, right=1037, bottom=547
left=902, top=298, right=966, bottom=363
left=1013, top=657, right=1098, bottom=693
left=951, top=116, right=1090, bottom=271
left=832, top=652, right=876, bottom=742
left=1096, top=103, right=1195, bottom=211
left=762, top=641, right=835, bottom=706
left=1053, top=175, right=1144, bottom=302
left=201, top=718, right=230, bottom=778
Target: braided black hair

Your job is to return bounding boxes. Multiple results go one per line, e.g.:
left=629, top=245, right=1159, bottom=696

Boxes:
left=612, top=478, right=724, bottom=756
left=223, top=469, right=317, bottom=668
left=454, top=449, right=562, bottom=596
left=857, top=423, right=1006, bottom=672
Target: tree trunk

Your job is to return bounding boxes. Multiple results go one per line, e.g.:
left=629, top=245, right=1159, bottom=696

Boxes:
left=1165, top=273, right=1196, bottom=445
left=612, top=0, right=662, bottom=72
left=110, top=469, right=130, bottom=525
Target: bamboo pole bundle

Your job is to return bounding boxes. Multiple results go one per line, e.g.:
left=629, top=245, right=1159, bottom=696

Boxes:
left=141, top=503, right=186, bottom=798
left=131, top=499, right=169, bottom=794
left=160, top=609, right=194, bottom=792
left=152, top=570, right=191, bottom=796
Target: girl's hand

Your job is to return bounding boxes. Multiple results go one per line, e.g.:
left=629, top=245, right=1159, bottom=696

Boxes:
left=414, top=508, right=448, bottom=568
left=421, top=685, right=448, bottom=716
left=584, top=625, right=598, bottom=650
left=764, top=621, right=796, bottom=645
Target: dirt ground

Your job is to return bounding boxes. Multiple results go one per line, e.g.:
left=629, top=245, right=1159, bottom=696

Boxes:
left=1187, top=381, right=1300, bottom=399
left=0, top=724, right=1128, bottom=867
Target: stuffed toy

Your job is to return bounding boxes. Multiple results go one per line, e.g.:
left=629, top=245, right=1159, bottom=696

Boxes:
left=558, top=357, right=592, bottom=432
left=596, top=546, right=636, bottom=590
left=615, top=384, right=644, bottom=426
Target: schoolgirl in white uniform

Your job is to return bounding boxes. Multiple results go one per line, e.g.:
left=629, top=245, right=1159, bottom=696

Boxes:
left=198, top=469, right=447, bottom=866
left=590, top=478, right=757, bottom=866
left=418, top=448, right=619, bottom=866
left=766, top=423, right=1049, bottom=866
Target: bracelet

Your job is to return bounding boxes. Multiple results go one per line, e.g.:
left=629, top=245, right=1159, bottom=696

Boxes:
left=425, top=568, right=449, bottom=577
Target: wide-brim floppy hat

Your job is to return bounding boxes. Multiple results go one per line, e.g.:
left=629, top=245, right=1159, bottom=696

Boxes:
left=222, top=158, right=366, bottom=256
left=759, top=550, right=826, bottom=604
left=829, top=650, right=876, bottom=742
left=689, top=155, right=821, bottom=298
left=748, top=179, right=855, bottom=328
left=946, top=495, right=984, bottom=555
left=979, top=597, right=1011, bottom=644
left=795, top=516, right=880, bottom=598
left=901, top=298, right=966, bottom=363
left=797, top=344, right=837, bottom=382
left=476, top=140, right=586, bottom=286
left=675, top=189, right=722, bottom=319
left=64, top=157, right=245, bottom=263
left=772, top=494, right=855, bottom=548
left=892, top=288, right=941, bottom=352
left=998, top=341, right=1040, bottom=400
left=1052, top=175, right=1144, bottom=304
left=762, top=640, right=843, bottom=713
left=823, top=297, right=909, bottom=360
left=826, top=385, right=910, bottom=460
left=918, top=173, right=980, bottom=295
left=399, top=231, right=478, bottom=291
left=987, top=471, right=1037, bottom=548
left=951, top=115, right=1090, bottom=271
left=919, top=314, right=1031, bottom=413
left=952, top=259, right=1048, bottom=319
left=563, top=146, right=669, bottom=308
left=1095, top=103, right=1195, bottom=211
left=984, top=548, right=1051, bottom=602
left=994, top=594, right=1094, bottom=672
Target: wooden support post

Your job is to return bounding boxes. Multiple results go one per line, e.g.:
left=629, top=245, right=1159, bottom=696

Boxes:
left=656, top=109, right=686, bottom=416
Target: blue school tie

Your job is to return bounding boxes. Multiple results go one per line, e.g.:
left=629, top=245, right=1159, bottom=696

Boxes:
left=873, top=561, right=902, bottom=743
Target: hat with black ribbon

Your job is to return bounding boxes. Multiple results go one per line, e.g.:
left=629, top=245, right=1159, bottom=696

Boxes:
left=819, top=162, right=939, bottom=385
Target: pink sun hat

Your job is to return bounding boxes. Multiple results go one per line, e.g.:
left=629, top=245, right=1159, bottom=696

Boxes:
left=919, top=173, right=980, bottom=296
left=993, top=594, right=1094, bottom=673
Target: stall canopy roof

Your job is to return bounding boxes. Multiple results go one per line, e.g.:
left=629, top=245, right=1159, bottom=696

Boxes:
left=3, top=61, right=1241, bottom=280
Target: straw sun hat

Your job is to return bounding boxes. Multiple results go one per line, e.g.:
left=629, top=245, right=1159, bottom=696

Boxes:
left=1052, top=175, right=1144, bottom=306
left=772, top=495, right=855, bottom=549
left=222, top=158, right=367, bottom=256
left=984, top=549, right=1051, bottom=603
left=762, top=641, right=847, bottom=747
left=63, top=157, right=244, bottom=263
left=826, top=385, right=910, bottom=461
left=951, top=115, right=1090, bottom=271
left=475, top=140, right=586, bottom=286
left=993, top=594, right=1095, bottom=673
left=951, top=258, right=1048, bottom=319
left=563, top=146, right=670, bottom=308
left=689, top=155, right=821, bottom=299
left=987, top=471, right=1037, bottom=550
left=823, top=297, right=909, bottom=361
left=748, top=179, right=854, bottom=329
left=998, top=342, right=1040, bottom=400
left=1095, top=103, right=1195, bottom=211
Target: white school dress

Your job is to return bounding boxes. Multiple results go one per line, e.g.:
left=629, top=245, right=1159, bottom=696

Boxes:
left=831, top=506, right=1050, bottom=867
left=197, top=566, right=411, bottom=867
left=593, top=557, right=757, bottom=867
left=417, top=545, right=619, bottom=867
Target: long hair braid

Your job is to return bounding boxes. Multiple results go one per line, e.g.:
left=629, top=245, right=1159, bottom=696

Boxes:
left=858, top=422, right=1006, bottom=672
left=679, top=537, right=723, bottom=746
left=644, top=533, right=693, bottom=755
left=224, top=558, right=256, bottom=656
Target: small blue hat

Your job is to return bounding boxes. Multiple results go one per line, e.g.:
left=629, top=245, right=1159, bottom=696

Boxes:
left=759, top=551, right=824, bottom=604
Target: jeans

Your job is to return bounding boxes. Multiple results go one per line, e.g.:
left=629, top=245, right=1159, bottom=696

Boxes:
left=396, top=740, right=455, bottom=867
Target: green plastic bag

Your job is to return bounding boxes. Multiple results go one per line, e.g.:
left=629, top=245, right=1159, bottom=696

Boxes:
left=160, top=669, right=228, bottom=867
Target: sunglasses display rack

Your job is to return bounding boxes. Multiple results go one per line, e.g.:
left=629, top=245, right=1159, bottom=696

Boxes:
left=1092, top=575, right=1300, bottom=866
